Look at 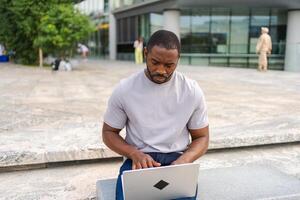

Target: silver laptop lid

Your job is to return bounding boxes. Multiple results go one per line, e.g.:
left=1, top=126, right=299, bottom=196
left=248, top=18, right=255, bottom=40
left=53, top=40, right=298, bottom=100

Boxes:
left=122, top=163, right=199, bottom=200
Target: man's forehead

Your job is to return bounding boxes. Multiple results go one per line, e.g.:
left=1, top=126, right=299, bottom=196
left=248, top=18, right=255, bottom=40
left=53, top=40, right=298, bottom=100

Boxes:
left=149, top=45, right=179, bottom=56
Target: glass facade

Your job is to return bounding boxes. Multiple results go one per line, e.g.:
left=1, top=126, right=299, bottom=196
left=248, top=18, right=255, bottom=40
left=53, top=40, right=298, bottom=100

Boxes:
left=75, top=0, right=109, bottom=58
left=117, top=15, right=139, bottom=60
left=115, top=7, right=287, bottom=69
left=180, top=8, right=287, bottom=69
left=116, top=12, right=162, bottom=60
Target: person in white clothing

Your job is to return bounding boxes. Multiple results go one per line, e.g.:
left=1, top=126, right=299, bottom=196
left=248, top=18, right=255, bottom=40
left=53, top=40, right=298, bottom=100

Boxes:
left=102, top=30, right=209, bottom=200
left=78, top=43, right=89, bottom=59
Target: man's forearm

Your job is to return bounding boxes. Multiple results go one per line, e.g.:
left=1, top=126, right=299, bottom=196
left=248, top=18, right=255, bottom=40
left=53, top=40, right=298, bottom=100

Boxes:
left=177, top=135, right=209, bottom=163
left=102, top=130, right=138, bottom=158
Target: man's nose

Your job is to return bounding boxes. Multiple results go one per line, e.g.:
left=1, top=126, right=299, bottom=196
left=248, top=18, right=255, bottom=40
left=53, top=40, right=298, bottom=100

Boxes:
left=156, top=65, right=166, bottom=74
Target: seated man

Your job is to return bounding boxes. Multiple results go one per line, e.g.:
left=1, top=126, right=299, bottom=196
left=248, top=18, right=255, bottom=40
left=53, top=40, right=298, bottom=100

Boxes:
left=102, top=30, right=209, bottom=200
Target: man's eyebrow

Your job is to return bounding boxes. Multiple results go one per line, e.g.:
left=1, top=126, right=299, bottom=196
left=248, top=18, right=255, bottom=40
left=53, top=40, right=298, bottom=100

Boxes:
left=165, top=62, right=175, bottom=65
left=151, top=58, right=175, bottom=65
left=151, top=58, right=159, bottom=62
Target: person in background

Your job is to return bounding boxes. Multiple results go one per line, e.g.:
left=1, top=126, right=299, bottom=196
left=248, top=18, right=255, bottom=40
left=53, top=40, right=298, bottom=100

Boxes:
left=51, top=58, right=61, bottom=71
left=256, top=27, right=272, bottom=72
left=78, top=43, right=89, bottom=60
left=0, top=44, right=5, bottom=56
left=51, top=57, right=72, bottom=71
left=133, top=36, right=143, bottom=64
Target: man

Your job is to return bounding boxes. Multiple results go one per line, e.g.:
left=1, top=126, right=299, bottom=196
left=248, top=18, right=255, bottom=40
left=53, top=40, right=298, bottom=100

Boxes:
left=102, top=30, right=209, bottom=200
left=256, top=27, right=272, bottom=71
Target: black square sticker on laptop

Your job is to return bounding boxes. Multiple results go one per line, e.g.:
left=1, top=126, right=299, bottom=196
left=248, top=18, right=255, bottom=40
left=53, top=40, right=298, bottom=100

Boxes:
left=153, top=180, right=169, bottom=190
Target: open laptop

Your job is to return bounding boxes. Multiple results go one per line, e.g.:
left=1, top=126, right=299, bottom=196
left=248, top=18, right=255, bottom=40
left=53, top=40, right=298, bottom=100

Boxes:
left=121, top=163, right=199, bottom=200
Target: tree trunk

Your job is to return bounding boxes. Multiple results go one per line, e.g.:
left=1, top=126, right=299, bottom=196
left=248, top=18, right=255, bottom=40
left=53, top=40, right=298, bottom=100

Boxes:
left=39, top=48, right=43, bottom=68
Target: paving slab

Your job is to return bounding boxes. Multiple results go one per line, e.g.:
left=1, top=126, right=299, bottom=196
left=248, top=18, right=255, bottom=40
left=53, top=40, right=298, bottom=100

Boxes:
left=0, top=60, right=300, bottom=168
left=196, top=165, right=300, bottom=200
left=1, top=144, right=300, bottom=200
left=97, top=165, right=300, bottom=200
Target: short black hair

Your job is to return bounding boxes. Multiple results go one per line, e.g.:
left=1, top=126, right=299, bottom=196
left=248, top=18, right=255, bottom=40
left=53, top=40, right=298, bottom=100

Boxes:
left=146, top=30, right=181, bottom=56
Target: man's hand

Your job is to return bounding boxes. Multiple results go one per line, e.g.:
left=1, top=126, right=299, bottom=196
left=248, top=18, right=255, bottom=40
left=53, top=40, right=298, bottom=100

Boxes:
left=129, top=150, right=161, bottom=170
left=171, top=156, right=190, bottom=165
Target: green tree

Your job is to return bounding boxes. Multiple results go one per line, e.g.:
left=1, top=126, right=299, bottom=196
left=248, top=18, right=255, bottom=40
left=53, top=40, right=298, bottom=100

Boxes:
left=34, top=4, right=94, bottom=63
left=0, top=0, right=94, bottom=65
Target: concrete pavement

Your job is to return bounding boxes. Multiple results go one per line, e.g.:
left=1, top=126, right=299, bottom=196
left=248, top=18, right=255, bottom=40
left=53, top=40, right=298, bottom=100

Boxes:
left=0, top=60, right=300, bottom=169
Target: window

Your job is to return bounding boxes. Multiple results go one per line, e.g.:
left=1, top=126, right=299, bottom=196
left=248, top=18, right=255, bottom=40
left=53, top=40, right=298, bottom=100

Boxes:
left=191, top=9, right=210, bottom=53
left=180, top=10, right=191, bottom=53
left=150, top=13, right=163, bottom=34
left=230, top=9, right=250, bottom=54
left=270, top=9, right=287, bottom=55
left=249, top=9, right=270, bottom=53
left=211, top=8, right=230, bottom=54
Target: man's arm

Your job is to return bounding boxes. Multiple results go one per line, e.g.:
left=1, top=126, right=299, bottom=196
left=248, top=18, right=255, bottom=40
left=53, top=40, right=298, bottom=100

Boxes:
left=172, top=125, right=209, bottom=165
left=102, top=122, right=161, bottom=169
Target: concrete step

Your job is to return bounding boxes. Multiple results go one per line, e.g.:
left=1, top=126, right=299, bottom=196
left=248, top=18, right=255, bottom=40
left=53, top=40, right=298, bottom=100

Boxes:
left=1, top=143, right=300, bottom=200
left=1, top=135, right=299, bottom=171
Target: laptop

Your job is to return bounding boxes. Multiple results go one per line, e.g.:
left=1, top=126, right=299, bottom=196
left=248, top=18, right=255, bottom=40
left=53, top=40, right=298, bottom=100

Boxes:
left=121, top=163, right=199, bottom=200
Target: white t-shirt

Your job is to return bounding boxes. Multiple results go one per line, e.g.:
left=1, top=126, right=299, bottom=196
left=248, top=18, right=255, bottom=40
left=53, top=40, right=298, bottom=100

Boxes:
left=104, top=70, right=208, bottom=153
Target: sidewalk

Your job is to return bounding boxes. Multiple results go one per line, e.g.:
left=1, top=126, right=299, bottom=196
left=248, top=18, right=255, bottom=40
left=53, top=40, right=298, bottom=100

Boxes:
left=0, top=60, right=300, bottom=169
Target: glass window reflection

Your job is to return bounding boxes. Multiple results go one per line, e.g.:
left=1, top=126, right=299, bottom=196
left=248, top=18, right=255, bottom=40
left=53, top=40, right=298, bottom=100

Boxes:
left=211, top=8, right=230, bottom=54
left=230, top=9, right=249, bottom=54
left=191, top=9, right=210, bottom=53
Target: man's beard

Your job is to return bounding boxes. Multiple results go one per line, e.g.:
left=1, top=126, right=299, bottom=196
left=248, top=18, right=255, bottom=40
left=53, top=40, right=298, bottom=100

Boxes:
left=146, top=65, right=173, bottom=84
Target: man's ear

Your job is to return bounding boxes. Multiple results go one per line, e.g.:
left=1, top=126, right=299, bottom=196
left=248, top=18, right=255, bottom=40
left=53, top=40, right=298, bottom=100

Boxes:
left=143, top=47, right=147, bottom=59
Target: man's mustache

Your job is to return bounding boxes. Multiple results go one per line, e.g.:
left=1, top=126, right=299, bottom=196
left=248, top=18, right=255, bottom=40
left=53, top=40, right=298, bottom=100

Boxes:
left=151, top=73, right=169, bottom=78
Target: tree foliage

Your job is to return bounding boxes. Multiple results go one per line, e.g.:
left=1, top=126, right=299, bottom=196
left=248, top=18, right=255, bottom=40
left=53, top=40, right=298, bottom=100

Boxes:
left=34, top=4, right=94, bottom=58
left=0, top=0, right=94, bottom=65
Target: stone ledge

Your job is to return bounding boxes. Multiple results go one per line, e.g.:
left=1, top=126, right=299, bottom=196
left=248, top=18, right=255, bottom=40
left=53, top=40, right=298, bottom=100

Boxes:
left=0, top=147, right=119, bottom=171
left=1, top=132, right=299, bottom=170
left=210, top=131, right=300, bottom=149
left=1, top=143, right=300, bottom=200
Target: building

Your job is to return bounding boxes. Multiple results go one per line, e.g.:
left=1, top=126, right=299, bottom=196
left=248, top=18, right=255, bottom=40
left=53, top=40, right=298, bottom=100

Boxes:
left=109, top=0, right=300, bottom=71
left=76, top=0, right=110, bottom=58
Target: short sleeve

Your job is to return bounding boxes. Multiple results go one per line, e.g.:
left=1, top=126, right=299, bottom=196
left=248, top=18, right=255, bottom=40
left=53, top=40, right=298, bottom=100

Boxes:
left=187, top=82, right=209, bottom=130
left=103, top=83, right=127, bottom=129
